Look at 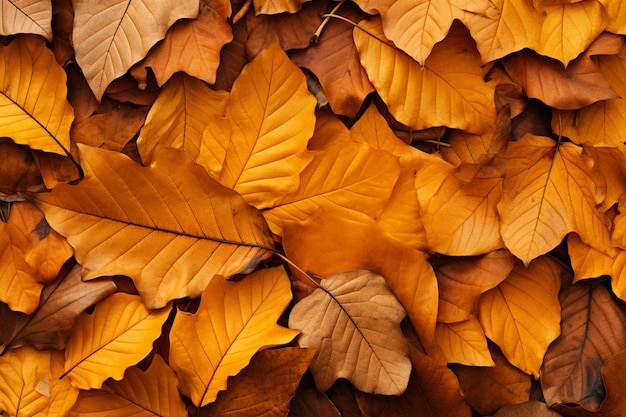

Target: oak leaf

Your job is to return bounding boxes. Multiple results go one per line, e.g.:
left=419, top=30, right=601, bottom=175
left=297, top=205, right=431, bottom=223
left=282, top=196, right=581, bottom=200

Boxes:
left=541, top=282, right=626, bottom=411
left=68, top=354, right=186, bottom=417
left=72, top=0, right=199, bottom=100
left=354, top=18, right=496, bottom=134
left=435, top=317, right=494, bottom=367
left=169, top=266, right=299, bottom=407
left=62, top=292, right=170, bottom=390
left=0, top=0, right=52, bottom=40
left=289, top=270, right=411, bottom=395
left=494, top=134, right=612, bottom=264
left=32, top=144, right=275, bottom=309
left=0, top=264, right=116, bottom=352
left=0, top=35, right=73, bottom=156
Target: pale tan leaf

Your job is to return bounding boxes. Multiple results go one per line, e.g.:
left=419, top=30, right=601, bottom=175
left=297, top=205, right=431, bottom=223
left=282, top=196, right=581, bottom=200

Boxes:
left=0, top=0, right=52, bottom=39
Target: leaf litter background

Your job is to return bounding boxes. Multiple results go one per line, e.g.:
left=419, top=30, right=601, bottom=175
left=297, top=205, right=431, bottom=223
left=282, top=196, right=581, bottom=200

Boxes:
left=2, top=0, right=626, bottom=416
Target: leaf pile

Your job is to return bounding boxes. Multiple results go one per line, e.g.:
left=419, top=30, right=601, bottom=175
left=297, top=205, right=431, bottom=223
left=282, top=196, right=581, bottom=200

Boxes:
left=2, top=0, right=626, bottom=416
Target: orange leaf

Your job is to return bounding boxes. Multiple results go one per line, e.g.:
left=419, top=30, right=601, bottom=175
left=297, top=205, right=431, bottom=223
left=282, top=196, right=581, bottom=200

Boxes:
left=170, top=266, right=299, bottom=407
left=62, top=293, right=170, bottom=390
left=31, top=145, right=275, bottom=308
left=495, top=134, right=612, bottom=264
left=289, top=270, right=411, bottom=395
left=252, top=0, right=309, bottom=14
left=72, top=0, right=199, bottom=100
left=435, top=318, right=495, bottom=367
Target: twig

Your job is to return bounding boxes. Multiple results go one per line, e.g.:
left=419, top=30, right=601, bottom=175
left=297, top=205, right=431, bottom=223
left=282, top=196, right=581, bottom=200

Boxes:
left=310, top=0, right=346, bottom=44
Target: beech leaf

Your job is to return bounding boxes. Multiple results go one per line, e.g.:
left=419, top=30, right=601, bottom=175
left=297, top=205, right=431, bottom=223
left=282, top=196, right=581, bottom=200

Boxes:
left=72, top=0, right=199, bottom=100
left=170, top=266, right=299, bottom=407
left=31, top=144, right=275, bottom=309
left=436, top=318, right=495, bottom=367
left=0, top=0, right=52, bottom=40
left=289, top=269, right=411, bottom=395
left=62, top=292, right=170, bottom=390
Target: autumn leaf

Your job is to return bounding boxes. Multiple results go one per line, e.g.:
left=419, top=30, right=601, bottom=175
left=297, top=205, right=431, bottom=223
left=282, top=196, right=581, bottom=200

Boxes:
left=288, top=383, right=341, bottom=417
left=70, top=106, right=146, bottom=152
left=490, top=400, right=560, bottom=417
left=0, top=0, right=52, bottom=40
left=0, top=143, right=45, bottom=198
left=0, top=35, right=74, bottom=156
left=436, top=318, right=494, bottom=367
left=68, top=354, right=187, bottom=417
left=31, top=144, right=275, bottom=308
left=72, top=0, right=199, bottom=100
left=62, top=292, right=170, bottom=390
left=289, top=270, right=411, bottom=395
left=170, top=266, right=299, bottom=407
left=253, top=0, right=309, bottom=14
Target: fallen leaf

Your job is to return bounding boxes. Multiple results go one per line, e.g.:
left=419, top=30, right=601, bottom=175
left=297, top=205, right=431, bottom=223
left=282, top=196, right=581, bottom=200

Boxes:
left=0, top=0, right=52, bottom=39
left=490, top=400, right=561, bottom=417
left=212, top=17, right=248, bottom=91
left=0, top=143, right=45, bottom=199
left=288, top=384, right=341, bottom=417
left=50, top=0, right=74, bottom=65
left=289, top=270, right=411, bottom=395
left=588, top=348, right=626, bottom=416
left=253, top=0, right=309, bottom=14
left=62, top=292, right=170, bottom=390
left=170, top=266, right=299, bottom=407
left=31, top=144, right=275, bottom=309
left=71, top=105, right=146, bottom=152
left=599, top=0, right=626, bottom=33
left=435, top=317, right=495, bottom=367
left=72, top=0, right=199, bottom=100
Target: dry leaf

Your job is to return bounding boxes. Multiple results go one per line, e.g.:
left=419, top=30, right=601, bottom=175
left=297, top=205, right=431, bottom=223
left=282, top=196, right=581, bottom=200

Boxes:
left=436, top=317, right=494, bottom=367
left=0, top=0, right=52, bottom=39
left=490, top=400, right=560, bottom=417
left=71, top=105, right=147, bottom=152
left=253, top=0, right=309, bottom=14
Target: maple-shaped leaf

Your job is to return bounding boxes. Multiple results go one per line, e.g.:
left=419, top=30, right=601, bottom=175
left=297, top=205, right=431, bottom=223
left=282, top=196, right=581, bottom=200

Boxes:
left=0, top=202, right=73, bottom=314
left=253, top=0, right=309, bottom=14
left=67, top=354, right=186, bottom=417
left=170, top=266, right=299, bottom=407
left=0, top=346, right=78, bottom=417
left=541, top=282, right=626, bottom=411
left=0, top=0, right=52, bottom=39
left=62, top=292, right=170, bottom=390
left=0, top=35, right=74, bottom=156
left=494, top=134, right=612, bottom=265
left=211, top=39, right=316, bottom=209
left=200, top=348, right=315, bottom=417
left=436, top=317, right=494, bottom=367
left=136, top=72, right=228, bottom=163
left=131, top=0, right=233, bottom=87
left=0, top=264, right=116, bottom=352
left=72, top=0, right=199, bottom=100
left=289, top=270, right=411, bottom=395
left=354, top=18, right=495, bottom=134
left=31, top=144, right=275, bottom=309
left=478, top=256, right=562, bottom=377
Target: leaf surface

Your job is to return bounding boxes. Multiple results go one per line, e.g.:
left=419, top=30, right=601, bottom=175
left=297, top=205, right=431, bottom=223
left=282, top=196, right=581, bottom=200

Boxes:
left=32, top=144, right=275, bottom=308
left=289, top=270, right=411, bottom=395
left=63, top=293, right=169, bottom=390
left=170, top=266, right=298, bottom=407
left=436, top=318, right=494, bottom=367
left=0, top=0, right=52, bottom=39
left=491, top=401, right=561, bottom=417
left=72, top=0, right=199, bottom=100
left=252, top=0, right=309, bottom=14
left=0, top=35, right=73, bottom=155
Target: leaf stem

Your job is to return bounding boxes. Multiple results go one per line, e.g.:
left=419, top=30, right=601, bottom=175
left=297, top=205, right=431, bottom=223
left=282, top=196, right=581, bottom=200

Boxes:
left=311, top=0, right=346, bottom=44
left=274, top=252, right=321, bottom=288
left=232, top=0, right=252, bottom=24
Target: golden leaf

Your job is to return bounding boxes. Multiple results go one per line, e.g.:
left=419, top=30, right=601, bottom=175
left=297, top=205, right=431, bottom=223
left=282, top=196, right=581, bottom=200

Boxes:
left=0, top=0, right=52, bottom=40
left=436, top=318, right=495, bottom=367
left=495, top=134, right=612, bottom=264
left=0, top=35, right=73, bottom=155
left=354, top=18, right=496, bottom=133
left=599, top=0, right=626, bottom=33
left=169, top=266, right=299, bottom=407
left=479, top=257, right=562, bottom=377
left=289, top=270, right=411, bottom=394
left=62, top=293, right=170, bottom=390
left=32, top=144, right=275, bottom=309
left=253, top=0, right=309, bottom=14
left=72, top=0, right=199, bottom=100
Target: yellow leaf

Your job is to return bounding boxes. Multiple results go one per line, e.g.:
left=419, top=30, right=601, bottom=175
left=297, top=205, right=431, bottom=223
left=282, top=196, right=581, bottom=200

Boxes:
left=62, top=293, right=170, bottom=390
left=0, top=0, right=52, bottom=39
left=216, top=39, right=316, bottom=209
left=169, top=266, right=298, bottom=407
left=0, top=35, right=73, bottom=155
left=289, top=270, right=411, bottom=394
left=136, top=72, right=228, bottom=163
left=599, top=0, right=626, bottom=33
left=68, top=355, right=186, bottom=417
left=72, top=0, right=199, bottom=100
left=354, top=18, right=495, bottom=134
left=436, top=318, right=495, bottom=367
left=495, top=134, right=612, bottom=264
left=479, top=257, right=562, bottom=377
left=31, top=144, right=275, bottom=309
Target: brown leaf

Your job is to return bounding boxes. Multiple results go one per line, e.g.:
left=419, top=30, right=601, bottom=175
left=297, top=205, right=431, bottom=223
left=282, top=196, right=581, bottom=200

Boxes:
left=435, top=317, right=494, bottom=367
left=50, top=0, right=74, bottom=66
left=213, top=17, right=249, bottom=91
left=288, top=383, right=341, bottom=417
left=490, top=400, right=561, bottom=417
left=70, top=105, right=146, bottom=152
left=253, top=0, right=310, bottom=14
left=0, top=143, right=45, bottom=199
left=541, top=282, right=626, bottom=411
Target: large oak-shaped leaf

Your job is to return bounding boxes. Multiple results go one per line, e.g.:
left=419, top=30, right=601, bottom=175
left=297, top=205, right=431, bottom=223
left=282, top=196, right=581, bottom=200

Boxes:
left=541, top=282, right=626, bottom=410
left=0, top=0, right=52, bottom=39
left=0, top=264, right=116, bottom=352
left=289, top=270, right=411, bottom=395
left=32, top=144, right=275, bottom=308
left=68, top=354, right=186, bottom=417
left=478, top=257, right=562, bottom=377
left=170, top=266, right=299, bottom=407
left=215, top=39, right=316, bottom=209
left=0, top=35, right=73, bottom=155
left=354, top=18, right=495, bottom=134
left=62, top=293, right=170, bottom=390
left=72, top=0, right=199, bottom=100
left=494, top=134, right=612, bottom=264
